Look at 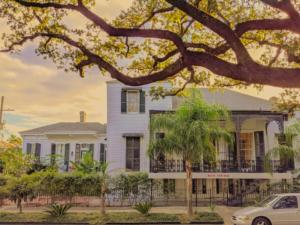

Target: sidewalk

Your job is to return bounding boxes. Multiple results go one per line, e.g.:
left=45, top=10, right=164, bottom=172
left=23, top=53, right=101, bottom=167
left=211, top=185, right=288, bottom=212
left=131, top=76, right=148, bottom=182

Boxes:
left=0, top=206, right=240, bottom=225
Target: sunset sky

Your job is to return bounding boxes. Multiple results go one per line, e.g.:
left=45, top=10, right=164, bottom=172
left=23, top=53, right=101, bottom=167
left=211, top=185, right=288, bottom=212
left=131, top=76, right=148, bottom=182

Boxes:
left=0, top=0, right=283, bottom=137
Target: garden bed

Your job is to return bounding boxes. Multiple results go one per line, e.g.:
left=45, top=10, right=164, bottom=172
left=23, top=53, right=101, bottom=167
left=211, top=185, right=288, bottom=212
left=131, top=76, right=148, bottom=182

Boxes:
left=0, top=212, right=223, bottom=225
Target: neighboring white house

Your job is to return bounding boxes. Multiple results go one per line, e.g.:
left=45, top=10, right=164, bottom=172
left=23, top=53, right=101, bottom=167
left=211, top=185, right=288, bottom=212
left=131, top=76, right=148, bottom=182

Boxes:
left=106, top=80, right=298, bottom=197
left=20, top=111, right=107, bottom=171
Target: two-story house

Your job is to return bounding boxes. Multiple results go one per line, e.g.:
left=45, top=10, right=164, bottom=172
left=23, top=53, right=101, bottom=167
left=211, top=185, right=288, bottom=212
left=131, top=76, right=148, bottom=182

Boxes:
left=106, top=80, right=296, bottom=199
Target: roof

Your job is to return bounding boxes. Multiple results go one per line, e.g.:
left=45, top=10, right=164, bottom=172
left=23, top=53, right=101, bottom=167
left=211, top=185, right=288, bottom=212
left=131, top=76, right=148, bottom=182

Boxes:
left=20, top=122, right=106, bottom=136
left=173, top=88, right=273, bottom=111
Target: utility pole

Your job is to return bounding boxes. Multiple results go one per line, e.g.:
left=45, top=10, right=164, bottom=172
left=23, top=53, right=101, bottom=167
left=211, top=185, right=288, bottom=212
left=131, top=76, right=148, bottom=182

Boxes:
left=0, top=96, right=14, bottom=131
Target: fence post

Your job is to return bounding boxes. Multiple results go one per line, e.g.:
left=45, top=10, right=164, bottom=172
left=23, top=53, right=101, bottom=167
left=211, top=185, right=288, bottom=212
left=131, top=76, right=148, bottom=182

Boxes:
left=195, top=184, right=198, bottom=208
left=150, top=179, right=153, bottom=203
left=227, top=190, right=229, bottom=206
left=210, top=189, right=212, bottom=206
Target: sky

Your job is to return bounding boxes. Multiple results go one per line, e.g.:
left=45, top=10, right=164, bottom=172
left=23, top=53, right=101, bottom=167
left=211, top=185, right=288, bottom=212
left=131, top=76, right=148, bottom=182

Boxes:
left=0, top=0, right=283, bottom=138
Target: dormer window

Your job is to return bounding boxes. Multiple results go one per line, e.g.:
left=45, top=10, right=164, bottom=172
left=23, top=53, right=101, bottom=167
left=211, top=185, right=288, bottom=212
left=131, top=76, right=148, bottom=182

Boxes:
left=121, top=89, right=145, bottom=113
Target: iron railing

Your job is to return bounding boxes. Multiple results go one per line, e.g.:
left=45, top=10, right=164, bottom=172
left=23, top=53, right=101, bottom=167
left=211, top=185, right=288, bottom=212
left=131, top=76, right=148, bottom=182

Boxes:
left=150, top=159, right=290, bottom=173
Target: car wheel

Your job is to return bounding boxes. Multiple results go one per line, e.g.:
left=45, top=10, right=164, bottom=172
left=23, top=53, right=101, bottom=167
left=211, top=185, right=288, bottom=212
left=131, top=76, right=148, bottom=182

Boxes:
left=253, top=217, right=271, bottom=225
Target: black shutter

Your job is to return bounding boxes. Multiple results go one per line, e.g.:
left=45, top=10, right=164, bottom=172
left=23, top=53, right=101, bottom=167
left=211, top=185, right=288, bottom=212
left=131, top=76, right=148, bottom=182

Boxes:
left=100, top=143, right=106, bottom=163
left=26, top=143, right=32, bottom=154
left=35, top=143, right=41, bottom=161
left=75, top=144, right=81, bottom=163
left=64, top=144, right=70, bottom=162
left=139, top=90, right=145, bottom=113
left=255, top=131, right=265, bottom=172
left=121, top=89, right=127, bottom=113
left=89, top=144, right=94, bottom=159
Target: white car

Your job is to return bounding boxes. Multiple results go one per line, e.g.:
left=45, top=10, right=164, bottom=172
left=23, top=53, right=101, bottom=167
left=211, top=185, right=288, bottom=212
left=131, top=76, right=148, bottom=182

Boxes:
left=232, top=193, right=300, bottom=225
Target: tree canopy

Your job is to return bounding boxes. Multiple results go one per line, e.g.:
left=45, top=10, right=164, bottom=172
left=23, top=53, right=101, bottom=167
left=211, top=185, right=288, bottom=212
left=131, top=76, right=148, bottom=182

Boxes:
left=1, top=0, right=300, bottom=93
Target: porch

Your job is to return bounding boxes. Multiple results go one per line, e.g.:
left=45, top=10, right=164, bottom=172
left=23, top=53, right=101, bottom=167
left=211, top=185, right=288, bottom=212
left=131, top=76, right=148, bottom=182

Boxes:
left=149, top=110, right=289, bottom=174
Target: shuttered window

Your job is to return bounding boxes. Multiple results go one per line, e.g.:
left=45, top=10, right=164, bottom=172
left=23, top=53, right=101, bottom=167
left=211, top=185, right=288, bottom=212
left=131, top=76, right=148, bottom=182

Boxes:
left=51, top=144, right=56, bottom=165
left=100, top=143, right=106, bottom=163
left=139, top=90, right=145, bottom=113
left=35, top=143, right=41, bottom=161
left=26, top=143, right=32, bottom=154
left=64, top=144, right=70, bottom=163
left=121, top=89, right=145, bottom=113
left=89, top=144, right=94, bottom=159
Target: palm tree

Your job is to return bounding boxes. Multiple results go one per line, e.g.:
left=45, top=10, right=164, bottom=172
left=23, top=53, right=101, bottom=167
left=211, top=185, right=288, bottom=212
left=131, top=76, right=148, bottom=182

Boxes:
left=71, top=151, right=109, bottom=214
left=148, top=91, right=232, bottom=217
left=265, top=120, right=300, bottom=173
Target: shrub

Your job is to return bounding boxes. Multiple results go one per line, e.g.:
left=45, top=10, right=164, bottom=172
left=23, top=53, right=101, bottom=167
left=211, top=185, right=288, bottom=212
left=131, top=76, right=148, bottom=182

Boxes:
left=209, top=203, right=216, bottom=212
left=133, top=202, right=152, bottom=215
left=45, top=203, right=72, bottom=217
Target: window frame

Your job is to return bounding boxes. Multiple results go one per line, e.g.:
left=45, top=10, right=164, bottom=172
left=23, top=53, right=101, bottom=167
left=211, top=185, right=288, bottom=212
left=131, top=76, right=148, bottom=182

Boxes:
left=125, top=137, right=140, bottom=171
left=126, top=90, right=140, bottom=113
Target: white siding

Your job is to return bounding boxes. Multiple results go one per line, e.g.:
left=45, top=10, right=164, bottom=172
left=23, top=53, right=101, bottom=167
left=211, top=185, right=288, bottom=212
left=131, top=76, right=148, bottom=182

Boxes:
left=106, top=81, right=173, bottom=173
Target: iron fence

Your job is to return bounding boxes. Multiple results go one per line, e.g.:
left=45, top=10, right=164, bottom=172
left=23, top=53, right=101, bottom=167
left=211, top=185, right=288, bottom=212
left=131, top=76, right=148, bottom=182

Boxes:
left=0, top=183, right=295, bottom=208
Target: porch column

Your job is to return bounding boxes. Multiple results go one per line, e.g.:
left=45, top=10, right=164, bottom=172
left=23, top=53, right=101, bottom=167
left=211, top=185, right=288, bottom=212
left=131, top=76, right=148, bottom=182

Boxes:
left=235, top=116, right=242, bottom=170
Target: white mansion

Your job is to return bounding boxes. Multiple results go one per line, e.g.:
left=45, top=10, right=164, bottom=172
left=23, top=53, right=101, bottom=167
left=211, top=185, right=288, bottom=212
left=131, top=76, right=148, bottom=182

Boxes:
left=21, top=81, right=300, bottom=197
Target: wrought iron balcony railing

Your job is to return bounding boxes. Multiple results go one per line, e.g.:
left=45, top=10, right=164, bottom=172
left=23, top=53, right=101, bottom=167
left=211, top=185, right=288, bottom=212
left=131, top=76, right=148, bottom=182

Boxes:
left=150, top=159, right=292, bottom=173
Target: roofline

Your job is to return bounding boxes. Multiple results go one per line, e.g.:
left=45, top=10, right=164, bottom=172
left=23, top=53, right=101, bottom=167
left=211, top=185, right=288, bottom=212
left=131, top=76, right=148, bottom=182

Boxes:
left=150, top=110, right=288, bottom=119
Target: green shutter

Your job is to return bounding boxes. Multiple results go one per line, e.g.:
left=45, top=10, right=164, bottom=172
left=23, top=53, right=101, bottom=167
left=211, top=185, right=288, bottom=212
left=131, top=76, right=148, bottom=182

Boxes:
left=121, top=89, right=127, bottom=113
left=100, top=143, right=106, bottom=163
left=26, top=143, right=32, bottom=154
left=64, top=144, right=70, bottom=162
left=51, top=144, right=56, bottom=165
left=35, top=143, right=41, bottom=160
left=139, top=90, right=145, bottom=113
left=89, top=144, right=94, bottom=159
left=75, top=144, right=81, bottom=163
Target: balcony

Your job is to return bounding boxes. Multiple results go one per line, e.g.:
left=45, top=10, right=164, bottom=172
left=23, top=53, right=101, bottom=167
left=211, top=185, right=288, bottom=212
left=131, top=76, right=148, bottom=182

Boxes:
left=150, top=159, right=290, bottom=173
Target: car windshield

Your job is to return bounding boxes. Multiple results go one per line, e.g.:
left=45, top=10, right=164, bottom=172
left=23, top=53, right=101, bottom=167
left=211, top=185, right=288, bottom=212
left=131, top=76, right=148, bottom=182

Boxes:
left=255, top=195, right=278, bottom=207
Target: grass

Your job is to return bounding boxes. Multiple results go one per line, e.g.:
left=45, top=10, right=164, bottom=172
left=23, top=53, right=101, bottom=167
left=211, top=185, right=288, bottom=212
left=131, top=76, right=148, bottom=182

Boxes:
left=0, top=211, right=223, bottom=224
left=192, top=212, right=224, bottom=223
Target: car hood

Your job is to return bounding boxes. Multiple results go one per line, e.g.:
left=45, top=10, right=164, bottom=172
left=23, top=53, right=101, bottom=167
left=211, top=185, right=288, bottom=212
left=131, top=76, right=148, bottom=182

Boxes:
left=233, top=206, right=268, bottom=216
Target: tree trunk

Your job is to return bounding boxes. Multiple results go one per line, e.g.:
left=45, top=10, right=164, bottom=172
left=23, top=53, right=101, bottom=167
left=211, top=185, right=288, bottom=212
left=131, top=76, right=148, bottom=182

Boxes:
left=100, top=181, right=106, bottom=215
left=100, top=192, right=106, bottom=215
left=17, top=199, right=22, bottom=214
left=185, top=160, right=193, bottom=218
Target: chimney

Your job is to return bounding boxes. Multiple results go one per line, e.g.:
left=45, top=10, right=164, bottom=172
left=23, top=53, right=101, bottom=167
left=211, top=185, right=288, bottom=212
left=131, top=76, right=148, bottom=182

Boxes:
left=80, top=111, right=87, bottom=123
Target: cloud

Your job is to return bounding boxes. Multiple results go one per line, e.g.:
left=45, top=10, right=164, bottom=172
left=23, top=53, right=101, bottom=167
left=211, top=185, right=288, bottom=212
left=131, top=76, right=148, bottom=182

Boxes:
left=0, top=0, right=282, bottom=137
left=0, top=0, right=135, bottom=136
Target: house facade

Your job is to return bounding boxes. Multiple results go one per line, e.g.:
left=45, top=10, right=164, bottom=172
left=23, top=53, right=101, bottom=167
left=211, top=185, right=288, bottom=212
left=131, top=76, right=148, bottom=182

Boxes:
left=20, top=112, right=107, bottom=171
left=107, top=80, right=298, bottom=199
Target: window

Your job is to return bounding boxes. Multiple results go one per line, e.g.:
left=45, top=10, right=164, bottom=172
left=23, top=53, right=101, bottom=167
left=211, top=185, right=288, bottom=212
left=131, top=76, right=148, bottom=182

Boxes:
left=127, top=90, right=139, bottom=113
left=75, top=143, right=94, bottom=162
left=240, top=133, right=253, bottom=162
left=126, top=137, right=140, bottom=171
left=26, top=143, right=41, bottom=161
left=163, top=179, right=175, bottom=194
left=274, top=196, right=298, bottom=209
left=121, top=89, right=145, bottom=113
left=50, top=143, right=70, bottom=170
left=192, top=179, right=207, bottom=194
